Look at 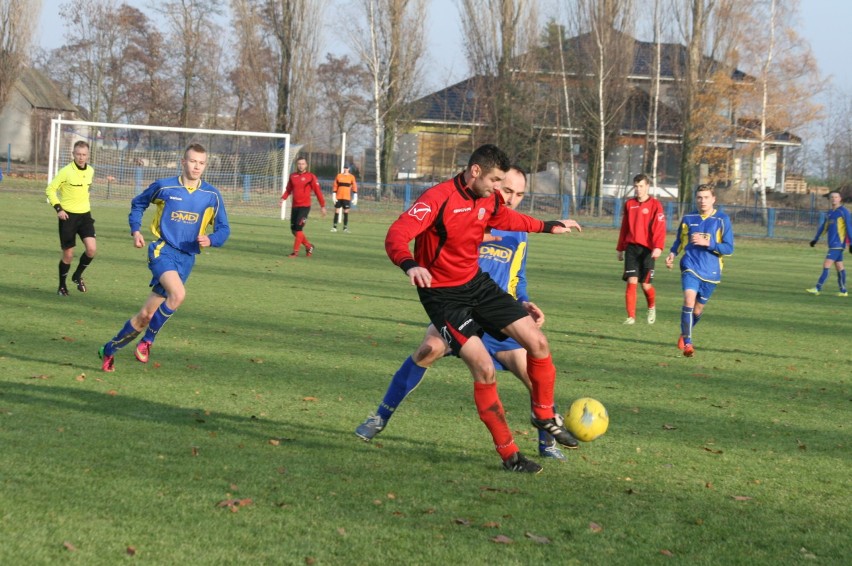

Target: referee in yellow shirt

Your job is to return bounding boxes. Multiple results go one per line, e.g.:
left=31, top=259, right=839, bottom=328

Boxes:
left=46, top=141, right=97, bottom=296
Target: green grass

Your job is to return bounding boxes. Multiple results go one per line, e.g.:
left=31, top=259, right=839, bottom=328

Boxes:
left=0, top=188, right=849, bottom=565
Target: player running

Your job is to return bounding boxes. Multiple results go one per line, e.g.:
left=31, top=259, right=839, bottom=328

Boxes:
left=806, top=190, right=852, bottom=297
left=665, top=185, right=734, bottom=357
left=383, top=144, right=582, bottom=473
left=98, top=144, right=230, bottom=371
left=356, top=165, right=570, bottom=463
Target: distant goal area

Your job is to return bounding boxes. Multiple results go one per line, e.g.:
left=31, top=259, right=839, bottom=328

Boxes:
left=49, top=119, right=291, bottom=217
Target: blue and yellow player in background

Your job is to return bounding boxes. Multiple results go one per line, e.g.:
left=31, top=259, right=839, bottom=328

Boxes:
left=98, top=144, right=231, bottom=372
left=355, top=166, right=572, bottom=465
left=806, top=190, right=852, bottom=297
left=666, top=185, right=734, bottom=358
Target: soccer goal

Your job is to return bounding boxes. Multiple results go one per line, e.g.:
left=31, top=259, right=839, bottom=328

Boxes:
left=48, top=117, right=296, bottom=218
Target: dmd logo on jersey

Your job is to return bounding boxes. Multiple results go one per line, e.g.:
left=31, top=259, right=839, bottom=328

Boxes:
left=171, top=211, right=199, bottom=222
left=408, top=202, right=431, bottom=221
left=479, top=244, right=511, bottom=263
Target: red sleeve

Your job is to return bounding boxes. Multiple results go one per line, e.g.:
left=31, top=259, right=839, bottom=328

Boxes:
left=616, top=201, right=630, bottom=251
left=650, top=200, right=667, bottom=249
left=385, top=186, right=445, bottom=271
left=487, top=199, right=545, bottom=233
left=311, top=174, right=325, bottom=207
left=282, top=175, right=293, bottom=199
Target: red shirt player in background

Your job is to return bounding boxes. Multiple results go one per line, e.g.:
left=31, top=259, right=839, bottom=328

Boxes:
left=281, top=157, right=326, bottom=257
left=385, top=144, right=582, bottom=473
left=616, top=173, right=666, bottom=325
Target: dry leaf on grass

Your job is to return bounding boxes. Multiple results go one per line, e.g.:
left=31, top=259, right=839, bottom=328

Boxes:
left=216, top=498, right=253, bottom=510
left=525, top=532, right=551, bottom=544
left=63, top=541, right=76, bottom=551
left=491, top=535, right=513, bottom=544
left=126, top=546, right=137, bottom=556
left=453, top=518, right=470, bottom=526
left=660, top=549, right=674, bottom=556
left=731, top=495, right=752, bottom=501
left=589, top=522, right=603, bottom=533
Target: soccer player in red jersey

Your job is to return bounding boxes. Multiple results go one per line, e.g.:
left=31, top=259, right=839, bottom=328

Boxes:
left=616, top=173, right=666, bottom=324
left=384, top=144, right=582, bottom=473
left=281, top=157, right=326, bottom=257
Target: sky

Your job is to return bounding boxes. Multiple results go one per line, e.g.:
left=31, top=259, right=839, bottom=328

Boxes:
left=36, top=0, right=852, bottom=93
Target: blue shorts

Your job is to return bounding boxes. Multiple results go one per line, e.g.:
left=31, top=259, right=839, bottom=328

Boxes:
left=825, top=249, right=844, bottom=262
left=482, top=333, right=523, bottom=371
left=681, top=271, right=716, bottom=305
left=148, top=241, right=195, bottom=297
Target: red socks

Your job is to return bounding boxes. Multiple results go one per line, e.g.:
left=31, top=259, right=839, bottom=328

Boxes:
left=527, top=354, right=556, bottom=420
left=473, top=382, right=517, bottom=460
left=625, top=282, right=637, bottom=317
left=643, top=285, right=656, bottom=309
left=293, top=232, right=305, bottom=253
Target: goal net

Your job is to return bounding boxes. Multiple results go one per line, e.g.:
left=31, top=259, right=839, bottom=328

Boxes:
left=48, top=118, right=295, bottom=218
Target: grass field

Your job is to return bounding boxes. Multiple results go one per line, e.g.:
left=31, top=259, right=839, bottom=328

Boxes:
left=0, top=188, right=849, bottom=565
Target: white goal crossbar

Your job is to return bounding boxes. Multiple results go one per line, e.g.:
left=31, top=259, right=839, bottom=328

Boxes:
left=49, top=117, right=293, bottom=218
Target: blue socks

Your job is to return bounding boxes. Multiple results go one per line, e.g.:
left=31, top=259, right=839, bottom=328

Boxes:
left=103, top=320, right=140, bottom=356
left=817, top=268, right=829, bottom=290
left=377, top=356, right=428, bottom=421
left=681, top=306, right=694, bottom=344
left=142, top=303, right=175, bottom=343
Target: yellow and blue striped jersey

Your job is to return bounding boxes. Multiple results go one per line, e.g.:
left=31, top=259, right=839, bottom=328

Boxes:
left=129, top=176, right=230, bottom=255
left=670, top=209, right=734, bottom=284
left=478, top=230, right=529, bottom=302
left=46, top=162, right=95, bottom=213
left=812, top=206, right=852, bottom=249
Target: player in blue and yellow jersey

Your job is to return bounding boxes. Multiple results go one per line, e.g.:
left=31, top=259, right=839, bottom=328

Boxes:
left=665, top=185, right=734, bottom=357
left=355, top=166, right=573, bottom=466
left=98, top=144, right=230, bottom=372
left=46, top=141, right=97, bottom=296
left=806, top=191, right=852, bottom=297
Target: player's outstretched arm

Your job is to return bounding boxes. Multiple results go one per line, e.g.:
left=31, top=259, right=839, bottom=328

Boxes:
left=544, top=219, right=582, bottom=234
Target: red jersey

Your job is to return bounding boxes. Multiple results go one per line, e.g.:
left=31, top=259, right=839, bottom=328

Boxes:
left=616, top=196, right=666, bottom=252
left=385, top=173, right=546, bottom=288
left=283, top=171, right=325, bottom=208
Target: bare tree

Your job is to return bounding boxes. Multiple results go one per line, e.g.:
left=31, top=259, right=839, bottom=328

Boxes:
left=315, top=54, right=371, bottom=151
left=669, top=0, right=745, bottom=206
left=0, top=0, right=42, bottom=113
left=155, top=0, right=225, bottom=130
left=230, top=0, right=275, bottom=131
left=736, top=0, right=821, bottom=210
left=349, top=0, right=426, bottom=189
left=457, top=0, right=539, bottom=161
left=563, top=0, right=635, bottom=209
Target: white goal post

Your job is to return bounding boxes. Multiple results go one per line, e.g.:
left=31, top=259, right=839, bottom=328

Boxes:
left=48, top=117, right=294, bottom=218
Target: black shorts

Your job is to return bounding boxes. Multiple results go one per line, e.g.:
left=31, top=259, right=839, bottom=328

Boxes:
left=334, top=199, right=351, bottom=210
left=59, top=211, right=96, bottom=250
left=417, top=270, right=528, bottom=356
left=622, top=243, right=655, bottom=283
left=290, top=206, right=311, bottom=232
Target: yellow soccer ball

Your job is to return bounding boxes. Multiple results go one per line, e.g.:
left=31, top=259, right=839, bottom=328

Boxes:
left=565, top=397, right=609, bottom=442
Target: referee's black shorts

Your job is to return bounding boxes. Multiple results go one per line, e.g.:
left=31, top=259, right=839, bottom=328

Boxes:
left=417, top=270, right=528, bottom=355
left=58, top=211, right=96, bottom=250
left=622, top=243, right=656, bottom=283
